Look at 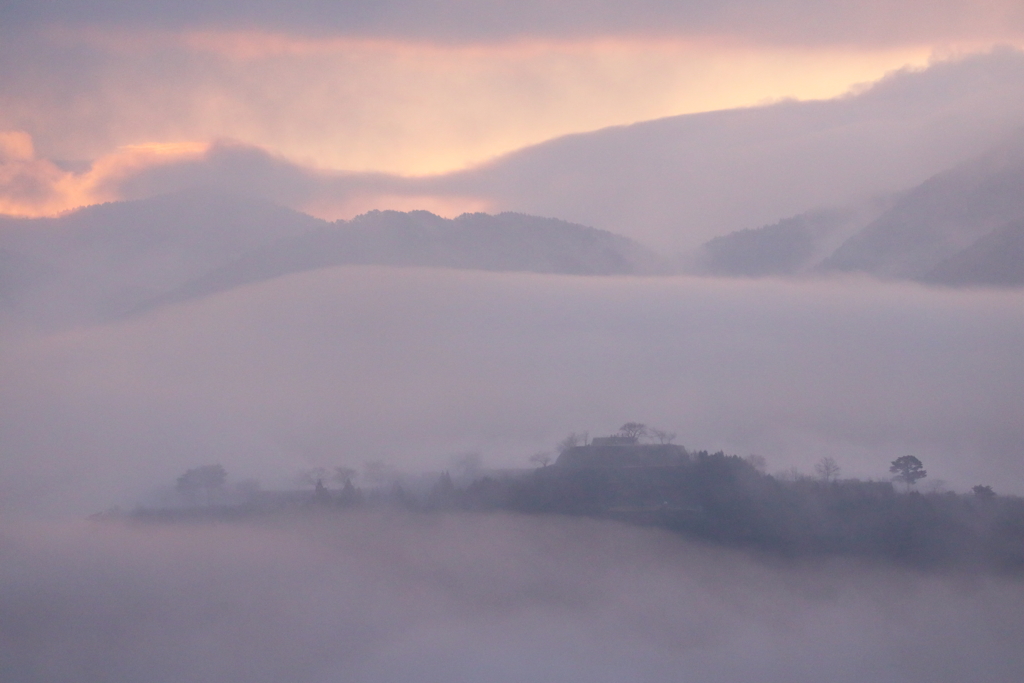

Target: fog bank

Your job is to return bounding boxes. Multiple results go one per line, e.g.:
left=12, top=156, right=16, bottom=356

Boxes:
left=2, top=513, right=1022, bottom=683
left=2, top=267, right=1022, bottom=516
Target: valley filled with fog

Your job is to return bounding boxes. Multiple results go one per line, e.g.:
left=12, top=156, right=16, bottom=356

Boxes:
left=4, top=141, right=1024, bottom=683
left=2, top=265, right=1022, bottom=516
left=3, top=512, right=1024, bottom=683
left=4, top=6, right=1024, bottom=679
left=3, top=255, right=1021, bottom=681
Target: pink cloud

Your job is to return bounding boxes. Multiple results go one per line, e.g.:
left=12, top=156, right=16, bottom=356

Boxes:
left=0, top=134, right=209, bottom=217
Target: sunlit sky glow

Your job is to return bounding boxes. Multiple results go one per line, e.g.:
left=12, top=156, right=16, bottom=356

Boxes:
left=1, top=0, right=1023, bottom=216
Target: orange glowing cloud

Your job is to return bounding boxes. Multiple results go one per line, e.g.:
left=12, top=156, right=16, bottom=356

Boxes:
left=158, top=32, right=943, bottom=175
left=6, top=25, right=1023, bottom=220
left=10, top=27, right=949, bottom=179
left=0, top=134, right=208, bottom=217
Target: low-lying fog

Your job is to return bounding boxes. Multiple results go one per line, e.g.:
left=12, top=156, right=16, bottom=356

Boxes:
left=2, top=266, right=1022, bottom=516
left=2, top=512, right=1023, bottom=683
left=3, top=266, right=1023, bottom=681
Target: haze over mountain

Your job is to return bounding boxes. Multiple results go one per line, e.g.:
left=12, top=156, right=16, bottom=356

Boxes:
left=82, top=49, right=1024, bottom=257
left=0, top=190, right=323, bottom=326
left=0, top=189, right=664, bottom=326
left=5, top=3, right=1024, bottom=683
left=822, top=130, right=1024, bottom=279
left=7, top=50, right=1024, bottom=274
left=694, top=127, right=1024, bottom=285
left=695, top=208, right=881, bottom=278
left=442, top=51, right=1024, bottom=252
left=7, top=96, right=1024, bottom=339
left=135, top=207, right=666, bottom=315
left=7, top=125, right=1024, bottom=335
left=923, top=218, right=1024, bottom=286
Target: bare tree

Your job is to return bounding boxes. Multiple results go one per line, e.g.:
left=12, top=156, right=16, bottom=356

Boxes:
left=529, top=451, right=552, bottom=468
left=814, top=457, right=841, bottom=483
left=775, top=466, right=804, bottom=482
left=557, top=432, right=588, bottom=454
left=618, top=422, right=648, bottom=441
left=650, top=429, right=677, bottom=444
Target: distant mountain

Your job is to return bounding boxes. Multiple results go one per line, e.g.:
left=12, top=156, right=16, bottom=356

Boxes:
left=0, top=189, right=325, bottom=325
left=0, top=190, right=666, bottom=326
left=696, top=209, right=872, bottom=277
left=821, top=133, right=1024, bottom=279
left=691, top=126, right=1024, bottom=285
left=130, top=209, right=667, bottom=315
left=101, top=50, right=1024, bottom=255
left=0, top=188, right=324, bottom=271
left=432, top=49, right=1024, bottom=253
left=923, top=219, right=1024, bottom=287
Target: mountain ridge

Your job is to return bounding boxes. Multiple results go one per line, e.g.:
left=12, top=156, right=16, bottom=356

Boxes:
left=821, top=132, right=1024, bottom=278
left=124, top=207, right=669, bottom=317
left=693, top=129, right=1024, bottom=286
left=923, top=219, right=1024, bottom=287
left=0, top=190, right=667, bottom=326
left=93, top=50, right=1024, bottom=256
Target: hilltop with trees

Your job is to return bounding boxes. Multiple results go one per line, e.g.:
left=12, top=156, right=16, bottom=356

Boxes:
left=135, top=423, right=1023, bottom=573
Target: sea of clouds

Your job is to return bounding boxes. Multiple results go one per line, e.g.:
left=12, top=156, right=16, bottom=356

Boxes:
left=2, top=266, right=1022, bottom=516
left=2, top=511, right=1023, bottom=683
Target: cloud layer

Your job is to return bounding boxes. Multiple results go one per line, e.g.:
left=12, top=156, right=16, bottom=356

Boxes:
left=5, top=49, right=1024, bottom=254
left=2, top=1, right=1022, bottom=224
left=3, top=0, right=1023, bottom=45
left=2, top=267, right=1022, bottom=516
left=0, top=26, right=936, bottom=180
left=3, top=513, right=1024, bottom=682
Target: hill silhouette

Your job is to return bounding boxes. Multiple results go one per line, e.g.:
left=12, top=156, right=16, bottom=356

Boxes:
left=923, top=219, right=1024, bottom=286
left=0, top=189, right=666, bottom=326
left=128, top=208, right=667, bottom=316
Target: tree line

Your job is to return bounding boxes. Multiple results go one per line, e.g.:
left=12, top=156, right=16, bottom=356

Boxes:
left=152, top=426, right=1022, bottom=572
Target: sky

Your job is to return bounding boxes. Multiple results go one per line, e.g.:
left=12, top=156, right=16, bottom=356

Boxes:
left=4, top=7, right=1024, bottom=675
left=2, top=0, right=1024, bottom=218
